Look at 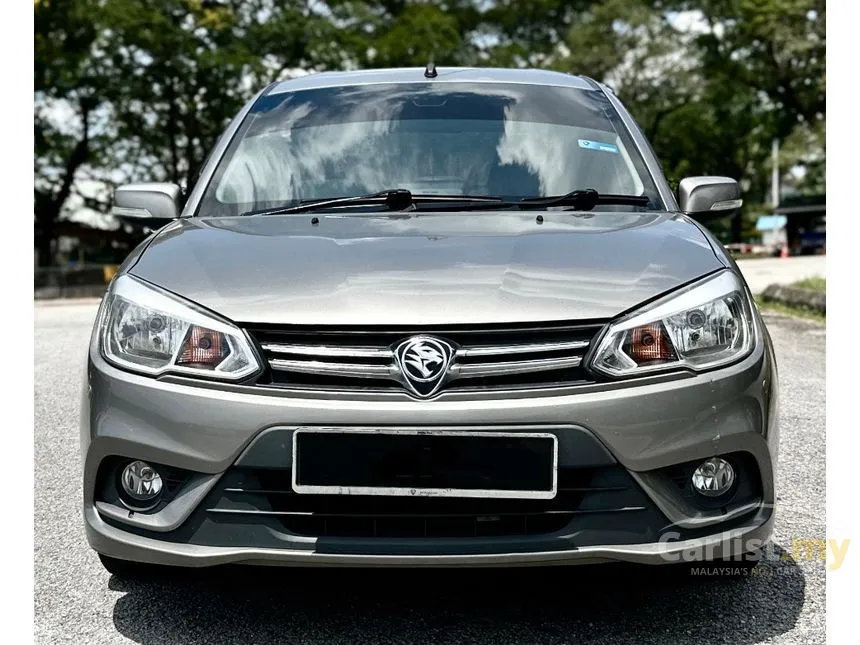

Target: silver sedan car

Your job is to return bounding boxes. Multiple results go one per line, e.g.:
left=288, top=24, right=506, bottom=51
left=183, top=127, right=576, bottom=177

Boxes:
left=81, top=66, right=778, bottom=577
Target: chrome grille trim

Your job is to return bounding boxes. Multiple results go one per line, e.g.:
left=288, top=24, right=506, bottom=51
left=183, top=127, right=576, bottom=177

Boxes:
left=267, top=349, right=584, bottom=382
left=262, top=343, right=393, bottom=359
left=455, top=340, right=589, bottom=358
left=450, top=355, right=583, bottom=378
left=269, top=359, right=396, bottom=378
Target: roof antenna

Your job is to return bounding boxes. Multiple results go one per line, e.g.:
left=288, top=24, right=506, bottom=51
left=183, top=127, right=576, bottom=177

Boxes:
left=424, top=60, right=437, bottom=79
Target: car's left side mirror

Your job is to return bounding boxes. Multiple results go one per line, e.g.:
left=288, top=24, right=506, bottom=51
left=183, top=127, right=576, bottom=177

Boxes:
left=111, top=182, right=183, bottom=228
left=678, top=176, right=743, bottom=219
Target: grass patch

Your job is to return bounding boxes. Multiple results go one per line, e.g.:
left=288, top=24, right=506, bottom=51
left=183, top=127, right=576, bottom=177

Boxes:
left=755, top=296, right=825, bottom=324
left=792, top=276, right=826, bottom=292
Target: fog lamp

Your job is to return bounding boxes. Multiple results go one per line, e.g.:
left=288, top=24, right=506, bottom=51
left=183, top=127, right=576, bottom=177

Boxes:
left=691, top=457, right=735, bottom=497
left=120, top=460, right=163, bottom=503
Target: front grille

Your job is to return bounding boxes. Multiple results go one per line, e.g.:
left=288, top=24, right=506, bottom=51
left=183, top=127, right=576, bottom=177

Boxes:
left=244, top=322, right=605, bottom=396
left=203, top=466, right=656, bottom=539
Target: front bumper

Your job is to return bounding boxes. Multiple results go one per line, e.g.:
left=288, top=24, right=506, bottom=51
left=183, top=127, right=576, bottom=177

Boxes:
left=81, top=330, right=779, bottom=567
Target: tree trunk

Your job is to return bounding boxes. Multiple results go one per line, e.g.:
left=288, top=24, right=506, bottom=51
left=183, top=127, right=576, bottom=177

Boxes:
left=731, top=211, right=743, bottom=244
left=35, top=222, right=55, bottom=267
left=34, top=190, right=61, bottom=267
left=33, top=100, right=92, bottom=267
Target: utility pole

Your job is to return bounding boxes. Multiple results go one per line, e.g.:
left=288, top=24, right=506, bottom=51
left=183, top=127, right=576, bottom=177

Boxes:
left=772, top=139, right=780, bottom=209
left=771, top=138, right=789, bottom=255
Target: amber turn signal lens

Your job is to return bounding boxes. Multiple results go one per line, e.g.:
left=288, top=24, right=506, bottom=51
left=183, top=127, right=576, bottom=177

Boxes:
left=176, top=326, right=228, bottom=368
left=626, top=323, right=675, bottom=364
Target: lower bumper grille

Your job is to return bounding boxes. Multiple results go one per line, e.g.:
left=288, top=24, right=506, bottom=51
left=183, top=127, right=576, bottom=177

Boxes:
left=204, top=466, right=660, bottom=539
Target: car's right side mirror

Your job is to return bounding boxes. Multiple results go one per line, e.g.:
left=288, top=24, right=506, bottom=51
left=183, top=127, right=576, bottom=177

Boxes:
left=678, top=176, right=743, bottom=219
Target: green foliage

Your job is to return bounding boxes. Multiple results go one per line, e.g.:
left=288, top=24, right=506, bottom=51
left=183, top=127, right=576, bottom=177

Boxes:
left=553, top=0, right=824, bottom=239
left=34, top=0, right=343, bottom=264
left=792, top=276, right=826, bottom=292
left=35, top=0, right=115, bottom=265
left=684, top=0, right=825, bottom=137
left=100, top=0, right=341, bottom=187
left=336, top=1, right=470, bottom=67
left=34, top=0, right=826, bottom=265
left=779, top=119, right=825, bottom=195
left=755, top=296, right=825, bottom=323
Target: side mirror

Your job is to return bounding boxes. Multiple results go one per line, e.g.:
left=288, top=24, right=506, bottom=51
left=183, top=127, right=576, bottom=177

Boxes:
left=678, top=177, right=743, bottom=218
left=111, top=183, right=182, bottom=227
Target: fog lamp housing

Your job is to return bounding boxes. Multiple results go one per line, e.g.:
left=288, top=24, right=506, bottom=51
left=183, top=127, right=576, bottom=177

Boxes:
left=119, top=460, right=163, bottom=508
left=691, top=457, right=735, bottom=497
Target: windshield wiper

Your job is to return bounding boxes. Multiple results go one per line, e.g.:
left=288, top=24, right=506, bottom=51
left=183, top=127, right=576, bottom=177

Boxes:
left=240, top=188, right=652, bottom=217
left=240, top=189, right=509, bottom=216
left=518, top=189, right=651, bottom=210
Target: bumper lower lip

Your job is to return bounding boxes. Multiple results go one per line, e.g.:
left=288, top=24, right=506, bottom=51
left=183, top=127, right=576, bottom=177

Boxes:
left=85, top=505, right=774, bottom=568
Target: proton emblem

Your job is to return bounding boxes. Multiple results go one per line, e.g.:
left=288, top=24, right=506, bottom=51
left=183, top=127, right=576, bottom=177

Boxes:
left=394, top=336, right=454, bottom=398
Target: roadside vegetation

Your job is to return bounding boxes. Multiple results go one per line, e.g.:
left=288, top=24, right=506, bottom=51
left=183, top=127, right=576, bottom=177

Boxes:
left=756, top=298, right=825, bottom=324
left=792, top=276, right=826, bottom=292
left=757, top=275, right=826, bottom=323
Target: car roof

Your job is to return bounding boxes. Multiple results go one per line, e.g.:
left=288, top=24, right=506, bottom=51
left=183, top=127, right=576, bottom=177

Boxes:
left=267, top=67, right=597, bottom=95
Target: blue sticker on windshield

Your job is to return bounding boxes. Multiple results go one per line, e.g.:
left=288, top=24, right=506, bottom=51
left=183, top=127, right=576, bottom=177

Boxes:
left=578, top=139, right=619, bottom=154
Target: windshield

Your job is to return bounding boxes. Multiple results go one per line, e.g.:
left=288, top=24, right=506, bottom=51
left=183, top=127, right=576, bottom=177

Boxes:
left=197, top=82, right=663, bottom=216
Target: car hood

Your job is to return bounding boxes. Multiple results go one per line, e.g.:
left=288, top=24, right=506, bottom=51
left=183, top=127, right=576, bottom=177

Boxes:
left=130, top=211, right=723, bottom=326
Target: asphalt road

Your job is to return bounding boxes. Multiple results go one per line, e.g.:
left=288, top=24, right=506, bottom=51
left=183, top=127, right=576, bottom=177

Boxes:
left=34, top=301, right=826, bottom=644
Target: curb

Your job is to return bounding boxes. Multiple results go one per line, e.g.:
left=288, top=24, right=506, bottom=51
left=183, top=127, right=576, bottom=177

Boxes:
left=760, top=284, right=825, bottom=314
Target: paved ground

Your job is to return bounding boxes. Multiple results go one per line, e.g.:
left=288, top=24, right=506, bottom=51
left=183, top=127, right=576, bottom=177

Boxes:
left=34, top=300, right=825, bottom=644
left=736, top=256, right=826, bottom=293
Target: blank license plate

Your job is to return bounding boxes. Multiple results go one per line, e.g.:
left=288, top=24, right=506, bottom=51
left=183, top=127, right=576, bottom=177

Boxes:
left=292, top=429, right=558, bottom=499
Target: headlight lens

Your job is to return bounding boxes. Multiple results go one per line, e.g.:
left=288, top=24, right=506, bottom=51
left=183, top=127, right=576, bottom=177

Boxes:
left=590, top=271, right=754, bottom=377
left=99, top=275, right=261, bottom=380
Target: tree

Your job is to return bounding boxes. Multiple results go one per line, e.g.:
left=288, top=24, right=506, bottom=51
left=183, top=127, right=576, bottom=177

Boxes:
left=101, top=0, right=345, bottom=192
left=660, top=0, right=825, bottom=238
left=552, top=0, right=702, bottom=144
left=679, top=0, right=826, bottom=139
left=479, top=0, right=594, bottom=67
left=325, top=0, right=479, bottom=68
left=34, top=0, right=344, bottom=265
left=554, top=0, right=823, bottom=241
left=35, top=0, right=111, bottom=266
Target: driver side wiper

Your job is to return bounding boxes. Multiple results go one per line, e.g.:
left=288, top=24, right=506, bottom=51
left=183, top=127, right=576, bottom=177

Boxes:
left=518, top=189, right=651, bottom=210
left=240, top=189, right=509, bottom=216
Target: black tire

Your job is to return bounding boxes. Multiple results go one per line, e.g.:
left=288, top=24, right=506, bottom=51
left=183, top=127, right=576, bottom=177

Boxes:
left=98, top=553, right=165, bottom=580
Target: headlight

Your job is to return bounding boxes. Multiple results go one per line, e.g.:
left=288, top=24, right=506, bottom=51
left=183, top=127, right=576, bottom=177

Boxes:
left=590, top=270, right=754, bottom=377
left=99, top=274, right=261, bottom=380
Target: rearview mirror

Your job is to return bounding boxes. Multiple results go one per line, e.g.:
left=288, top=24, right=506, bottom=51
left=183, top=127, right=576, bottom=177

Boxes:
left=111, top=183, right=182, bottom=227
left=678, top=177, right=742, bottom=217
